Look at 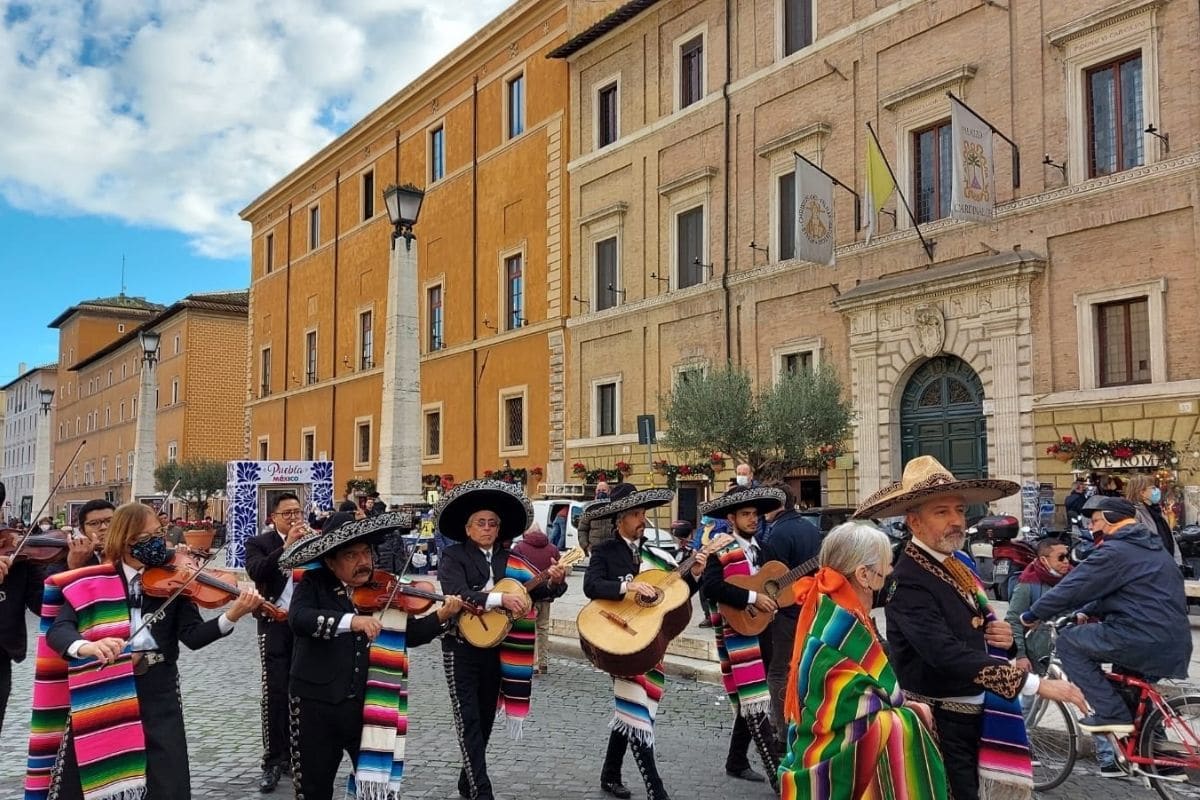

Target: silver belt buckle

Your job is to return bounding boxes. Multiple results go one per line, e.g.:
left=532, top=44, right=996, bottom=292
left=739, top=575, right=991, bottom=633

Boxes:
left=132, top=651, right=165, bottom=676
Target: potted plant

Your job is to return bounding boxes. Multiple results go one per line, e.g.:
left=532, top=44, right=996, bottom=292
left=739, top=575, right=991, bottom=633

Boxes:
left=182, top=520, right=216, bottom=552
left=1046, top=436, right=1078, bottom=463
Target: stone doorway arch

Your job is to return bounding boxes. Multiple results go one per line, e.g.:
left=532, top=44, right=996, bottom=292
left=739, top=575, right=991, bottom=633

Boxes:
left=899, top=356, right=988, bottom=479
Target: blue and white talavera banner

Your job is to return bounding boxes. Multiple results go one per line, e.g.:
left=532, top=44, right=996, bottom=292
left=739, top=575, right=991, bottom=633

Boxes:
left=225, top=460, right=334, bottom=568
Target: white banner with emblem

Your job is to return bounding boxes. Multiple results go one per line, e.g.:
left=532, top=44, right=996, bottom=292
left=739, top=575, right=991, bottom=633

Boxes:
left=950, top=98, right=994, bottom=222
left=794, top=153, right=836, bottom=266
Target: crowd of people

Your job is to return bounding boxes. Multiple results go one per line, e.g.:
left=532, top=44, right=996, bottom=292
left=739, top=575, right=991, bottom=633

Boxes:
left=0, top=451, right=1192, bottom=799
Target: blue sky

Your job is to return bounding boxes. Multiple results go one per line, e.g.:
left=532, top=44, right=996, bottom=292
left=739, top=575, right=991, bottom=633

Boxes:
left=0, top=0, right=509, bottom=387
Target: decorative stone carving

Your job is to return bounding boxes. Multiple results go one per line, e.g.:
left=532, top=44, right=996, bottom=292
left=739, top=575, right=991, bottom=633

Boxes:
left=914, top=306, right=946, bottom=357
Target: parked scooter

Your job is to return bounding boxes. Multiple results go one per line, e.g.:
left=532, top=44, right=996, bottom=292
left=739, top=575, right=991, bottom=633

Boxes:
left=1177, top=524, right=1200, bottom=581
left=976, top=515, right=1036, bottom=601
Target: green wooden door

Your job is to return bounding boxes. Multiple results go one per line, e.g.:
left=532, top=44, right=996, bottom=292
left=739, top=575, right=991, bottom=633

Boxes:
left=900, top=356, right=987, bottom=479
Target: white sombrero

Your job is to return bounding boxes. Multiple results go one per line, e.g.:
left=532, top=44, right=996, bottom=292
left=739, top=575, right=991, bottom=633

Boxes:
left=854, top=455, right=1019, bottom=519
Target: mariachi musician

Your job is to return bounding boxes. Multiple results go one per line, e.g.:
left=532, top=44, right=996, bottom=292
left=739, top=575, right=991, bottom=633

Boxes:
left=281, top=511, right=464, bottom=800
left=0, top=479, right=43, bottom=734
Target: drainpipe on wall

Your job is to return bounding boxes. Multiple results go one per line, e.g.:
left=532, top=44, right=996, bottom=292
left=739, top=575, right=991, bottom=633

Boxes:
left=721, top=0, right=734, bottom=364
left=471, top=76, right=480, bottom=478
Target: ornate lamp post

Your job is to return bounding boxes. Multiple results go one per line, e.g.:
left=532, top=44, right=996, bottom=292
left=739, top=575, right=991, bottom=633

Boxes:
left=130, top=329, right=161, bottom=501
left=29, top=387, right=55, bottom=522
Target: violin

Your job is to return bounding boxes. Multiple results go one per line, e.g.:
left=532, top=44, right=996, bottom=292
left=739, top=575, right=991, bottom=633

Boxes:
left=141, top=551, right=287, bottom=622
left=0, top=528, right=71, bottom=565
left=352, top=569, right=473, bottom=615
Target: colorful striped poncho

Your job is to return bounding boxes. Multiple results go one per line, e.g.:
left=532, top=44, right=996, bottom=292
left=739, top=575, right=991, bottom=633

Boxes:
left=25, top=564, right=147, bottom=800
left=781, top=568, right=947, bottom=800
left=496, top=553, right=538, bottom=738
left=352, top=607, right=409, bottom=800
left=709, top=542, right=771, bottom=717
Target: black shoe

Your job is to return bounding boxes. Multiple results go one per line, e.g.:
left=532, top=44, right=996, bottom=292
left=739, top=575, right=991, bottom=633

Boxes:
left=259, top=765, right=281, bottom=793
left=601, top=778, right=632, bottom=799
left=725, top=767, right=766, bottom=783
left=699, top=620, right=714, bottom=628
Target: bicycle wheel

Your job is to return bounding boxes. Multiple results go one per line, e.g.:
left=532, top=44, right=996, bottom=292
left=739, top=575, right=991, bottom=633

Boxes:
left=1024, top=694, right=1078, bottom=791
left=1138, top=693, right=1200, bottom=800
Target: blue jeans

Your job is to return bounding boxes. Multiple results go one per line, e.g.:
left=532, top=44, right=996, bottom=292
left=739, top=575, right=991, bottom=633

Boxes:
left=1094, top=734, right=1117, bottom=767
left=1056, top=624, right=1132, bottom=724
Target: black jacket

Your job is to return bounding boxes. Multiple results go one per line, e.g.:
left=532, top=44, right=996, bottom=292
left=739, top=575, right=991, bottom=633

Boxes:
left=438, top=541, right=567, bottom=612
left=0, top=560, right=44, bottom=662
left=884, top=542, right=1024, bottom=701
left=244, top=529, right=290, bottom=602
left=288, top=567, right=446, bottom=703
left=584, top=536, right=699, bottom=600
left=761, top=511, right=822, bottom=620
left=47, top=569, right=229, bottom=664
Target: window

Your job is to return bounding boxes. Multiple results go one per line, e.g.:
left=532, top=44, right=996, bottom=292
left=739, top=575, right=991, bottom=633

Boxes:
left=301, top=429, right=316, bottom=461
left=104, top=406, right=110, bottom=427
left=173, top=335, right=180, bottom=355
left=430, top=126, right=445, bottom=182
left=359, top=310, right=374, bottom=369
left=427, top=285, right=443, bottom=351
left=115, top=454, right=123, bottom=482
left=362, top=170, right=375, bottom=221
left=778, top=171, right=796, bottom=260
left=260, top=347, right=272, bottom=397
left=1097, top=298, right=1150, bottom=387
left=502, top=393, right=525, bottom=450
left=1087, top=54, right=1143, bottom=178
left=595, top=237, right=618, bottom=311
left=171, top=378, right=179, bottom=405
left=505, top=253, right=524, bottom=330
left=782, top=351, right=814, bottom=376
left=308, top=205, right=320, bottom=250
left=101, top=457, right=107, bottom=484
left=120, top=401, right=125, bottom=421
left=107, top=369, right=112, bottom=386
left=679, top=35, right=704, bottom=109
left=257, top=438, right=269, bottom=461
left=913, top=120, right=952, bottom=223
left=265, top=233, right=274, bottom=274
left=305, top=330, right=318, bottom=384
left=121, top=363, right=127, bottom=379
left=596, top=382, right=618, bottom=437
left=506, top=73, right=525, bottom=139
left=782, top=0, right=813, bottom=56
left=597, top=82, right=619, bottom=148
left=424, top=407, right=442, bottom=458
left=167, top=442, right=178, bottom=463
left=355, top=419, right=372, bottom=466
left=676, top=206, right=705, bottom=288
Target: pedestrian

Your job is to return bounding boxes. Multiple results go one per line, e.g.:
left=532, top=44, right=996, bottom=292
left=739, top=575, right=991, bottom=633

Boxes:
left=548, top=505, right=568, bottom=549
left=243, top=492, right=312, bottom=793
left=1064, top=481, right=1088, bottom=522
left=1124, top=474, right=1180, bottom=562
left=512, top=523, right=561, bottom=674
left=1006, top=538, right=1071, bottom=675
left=578, top=482, right=634, bottom=555
left=669, top=519, right=695, bottom=559
left=780, top=521, right=946, bottom=798
left=760, top=482, right=821, bottom=752
left=50, top=498, right=115, bottom=575
left=434, top=480, right=569, bottom=800
left=699, top=486, right=788, bottom=791
left=582, top=487, right=709, bottom=800
left=0, top=527, right=44, bottom=734
left=279, top=512, right=464, bottom=800
left=24, top=501, right=263, bottom=799
left=868, top=456, right=1085, bottom=800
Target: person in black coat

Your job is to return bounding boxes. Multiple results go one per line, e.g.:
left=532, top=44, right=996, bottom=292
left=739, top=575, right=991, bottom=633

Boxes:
left=244, top=491, right=313, bottom=793
left=41, top=501, right=261, bottom=800
left=434, top=480, right=568, bottom=800
left=281, top=512, right=463, bottom=800
left=0, top=532, right=43, bottom=733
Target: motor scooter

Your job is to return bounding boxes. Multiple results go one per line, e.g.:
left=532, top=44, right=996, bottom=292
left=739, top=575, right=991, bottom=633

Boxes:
left=966, top=525, right=994, bottom=588
left=977, top=515, right=1036, bottom=601
left=1177, top=523, right=1200, bottom=582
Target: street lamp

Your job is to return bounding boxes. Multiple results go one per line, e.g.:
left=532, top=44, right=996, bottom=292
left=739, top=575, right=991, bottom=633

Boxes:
left=138, top=329, right=161, bottom=364
left=38, top=387, right=54, bottom=414
left=383, top=183, right=425, bottom=251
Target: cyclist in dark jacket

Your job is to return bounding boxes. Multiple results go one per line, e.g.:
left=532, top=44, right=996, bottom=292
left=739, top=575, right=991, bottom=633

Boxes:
left=1021, top=495, right=1190, bottom=733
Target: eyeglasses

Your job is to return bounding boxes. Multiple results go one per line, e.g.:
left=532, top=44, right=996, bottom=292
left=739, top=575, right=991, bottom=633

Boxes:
left=132, top=529, right=166, bottom=545
left=1050, top=555, right=1070, bottom=563
left=274, top=509, right=304, bottom=518
left=84, top=517, right=113, bottom=529
left=470, top=519, right=501, bottom=529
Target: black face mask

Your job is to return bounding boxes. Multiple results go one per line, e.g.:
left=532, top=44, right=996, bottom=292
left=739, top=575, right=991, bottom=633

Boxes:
left=130, top=536, right=171, bottom=567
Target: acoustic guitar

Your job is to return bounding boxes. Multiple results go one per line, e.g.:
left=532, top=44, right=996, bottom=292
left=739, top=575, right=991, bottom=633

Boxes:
left=457, top=547, right=585, bottom=648
left=577, top=535, right=733, bottom=678
left=717, top=554, right=821, bottom=636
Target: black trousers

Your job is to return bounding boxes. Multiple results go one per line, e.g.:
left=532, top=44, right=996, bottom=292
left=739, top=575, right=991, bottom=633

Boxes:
left=724, top=628, right=777, bottom=774
left=442, top=635, right=502, bottom=800
left=766, top=613, right=798, bottom=748
left=54, top=662, right=190, bottom=799
left=933, top=707, right=982, bottom=800
left=0, top=655, right=11, bottom=734
left=258, top=620, right=294, bottom=769
left=290, top=693, right=364, bottom=800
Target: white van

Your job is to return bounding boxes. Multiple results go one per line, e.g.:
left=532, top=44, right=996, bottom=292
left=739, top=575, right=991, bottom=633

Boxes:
left=529, top=499, right=676, bottom=557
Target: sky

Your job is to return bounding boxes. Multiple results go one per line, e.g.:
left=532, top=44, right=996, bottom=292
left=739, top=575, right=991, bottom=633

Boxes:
left=0, top=0, right=511, bottom=386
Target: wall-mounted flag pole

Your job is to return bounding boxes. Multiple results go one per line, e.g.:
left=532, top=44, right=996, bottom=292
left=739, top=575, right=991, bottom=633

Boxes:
left=865, top=121, right=935, bottom=262
left=793, top=151, right=861, bottom=231
left=947, top=91, right=1021, bottom=188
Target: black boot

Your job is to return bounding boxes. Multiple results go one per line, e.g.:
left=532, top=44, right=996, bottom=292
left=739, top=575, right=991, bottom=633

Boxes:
left=748, top=712, right=781, bottom=793
left=601, top=729, right=632, bottom=798
left=630, top=738, right=670, bottom=800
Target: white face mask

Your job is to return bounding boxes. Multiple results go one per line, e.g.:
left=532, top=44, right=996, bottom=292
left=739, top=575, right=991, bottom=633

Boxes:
left=38, top=523, right=51, bottom=531
left=736, top=475, right=751, bottom=487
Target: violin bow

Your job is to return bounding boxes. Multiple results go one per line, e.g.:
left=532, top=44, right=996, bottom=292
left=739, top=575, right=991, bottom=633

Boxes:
left=8, top=438, right=88, bottom=564
left=378, top=534, right=419, bottom=615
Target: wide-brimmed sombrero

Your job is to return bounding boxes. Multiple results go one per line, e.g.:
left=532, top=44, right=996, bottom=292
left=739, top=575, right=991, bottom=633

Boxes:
left=432, top=479, right=533, bottom=543
left=279, top=511, right=414, bottom=569
left=699, top=486, right=785, bottom=518
left=579, top=487, right=674, bottom=525
left=854, top=455, right=1019, bottom=519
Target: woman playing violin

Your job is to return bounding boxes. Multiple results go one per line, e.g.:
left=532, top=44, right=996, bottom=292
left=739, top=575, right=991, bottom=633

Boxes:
left=24, top=501, right=263, bottom=800
left=0, top=527, right=46, bottom=734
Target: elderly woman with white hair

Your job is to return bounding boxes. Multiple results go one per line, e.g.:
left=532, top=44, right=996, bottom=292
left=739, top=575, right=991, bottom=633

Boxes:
left=778, top=521, right=947, bottom=800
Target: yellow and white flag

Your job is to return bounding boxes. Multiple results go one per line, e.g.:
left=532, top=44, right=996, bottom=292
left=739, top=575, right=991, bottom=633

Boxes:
left=794, top=154, right=835, bottom=266
left=864, top=132, right=896, bottom=244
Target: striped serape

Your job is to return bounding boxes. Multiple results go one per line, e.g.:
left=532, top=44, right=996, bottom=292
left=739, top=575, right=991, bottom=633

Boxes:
left=709, top=543, right=771, bottom=717
left=351, top=607, right=409, bottom=800
left=496, top=553, right=537, bottom=738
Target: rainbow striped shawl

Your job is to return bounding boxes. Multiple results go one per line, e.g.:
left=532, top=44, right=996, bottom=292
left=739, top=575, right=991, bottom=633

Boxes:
left=709, top=542, right=771, bottom=717
left=25, top=564, right=147, bottom=800
left=352, top=607, right=409, bottom=800
left=781, top=571, right=946, bottom=800
left=496, top=553, right=537, bottom=738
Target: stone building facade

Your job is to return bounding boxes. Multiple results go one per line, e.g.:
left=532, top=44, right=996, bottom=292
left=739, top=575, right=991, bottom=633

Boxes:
left=553, top=0, right=1200, bottom=519
left=240, top=0, right=572, bottom=497
left=1, top=364, right=58, bottom=523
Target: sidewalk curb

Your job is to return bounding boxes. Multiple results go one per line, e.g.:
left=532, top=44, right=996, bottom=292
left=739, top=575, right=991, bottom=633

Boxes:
left=544, top=634, right=723, bottom=684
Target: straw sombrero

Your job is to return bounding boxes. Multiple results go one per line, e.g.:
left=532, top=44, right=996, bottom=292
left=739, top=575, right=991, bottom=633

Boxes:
left=854, top=455, right=1019, bottom=519
left=578, top=487, right=674, bottom=525
left=279, top=511, right=414, bottom=569
left=431, top=479, right=533, bottom=543
left=698, top=486, right=786, bottom=518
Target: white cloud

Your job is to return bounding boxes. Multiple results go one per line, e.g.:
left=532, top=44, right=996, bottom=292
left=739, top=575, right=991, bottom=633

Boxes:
left=0, top=0, right=512, bottom=258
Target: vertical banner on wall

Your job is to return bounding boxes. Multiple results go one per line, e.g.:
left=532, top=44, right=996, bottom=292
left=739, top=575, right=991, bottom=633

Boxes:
left=950, top=97, right=995, bottom=222
left=794, top=153, right=836, bottom=266
left=225, top=461, right=334, bottom=568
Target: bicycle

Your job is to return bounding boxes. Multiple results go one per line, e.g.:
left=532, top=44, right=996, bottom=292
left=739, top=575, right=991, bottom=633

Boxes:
left=1023, top=615, right=1200, bottom=798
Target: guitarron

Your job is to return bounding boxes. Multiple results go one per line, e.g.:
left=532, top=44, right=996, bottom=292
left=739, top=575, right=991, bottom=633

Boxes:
left=457, top=547, right=584, bottom=648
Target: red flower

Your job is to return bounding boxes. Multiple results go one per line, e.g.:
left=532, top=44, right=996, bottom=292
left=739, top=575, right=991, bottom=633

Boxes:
left=1061, top=435, right=1074, bottom=444
left=615, top=461, right=631, bottom=473
left=679, top=465, right=693, bottom=475
left=483, top=469, right=494, bottom=478
left=1113, top=446, right=1134, bottom=460
left=1046, top=444, right=1060, bottom=454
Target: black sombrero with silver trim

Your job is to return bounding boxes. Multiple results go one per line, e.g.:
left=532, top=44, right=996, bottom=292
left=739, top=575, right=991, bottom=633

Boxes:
left=698, top=486, right=786, bottom=518
left=279, top=510, right=414, bottom=569
left=578, top=487, right=674, bottom=525
left=432, top=479, right=533, bottom=543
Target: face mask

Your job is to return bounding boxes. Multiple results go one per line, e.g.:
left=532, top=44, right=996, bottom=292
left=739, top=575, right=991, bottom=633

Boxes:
left=38, top=523, right=51, bottom=531
left=736, top=475, right=751, bottom=487
left=130, top=536, right=171, bottom=567
left=700, top=516, right=714, bottom=527
left=1150, top=488, right=1162, bottom=505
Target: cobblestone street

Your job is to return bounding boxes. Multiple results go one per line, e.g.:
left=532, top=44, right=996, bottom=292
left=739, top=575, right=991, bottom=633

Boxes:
left=0, top=611, right=1171, bottom=799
